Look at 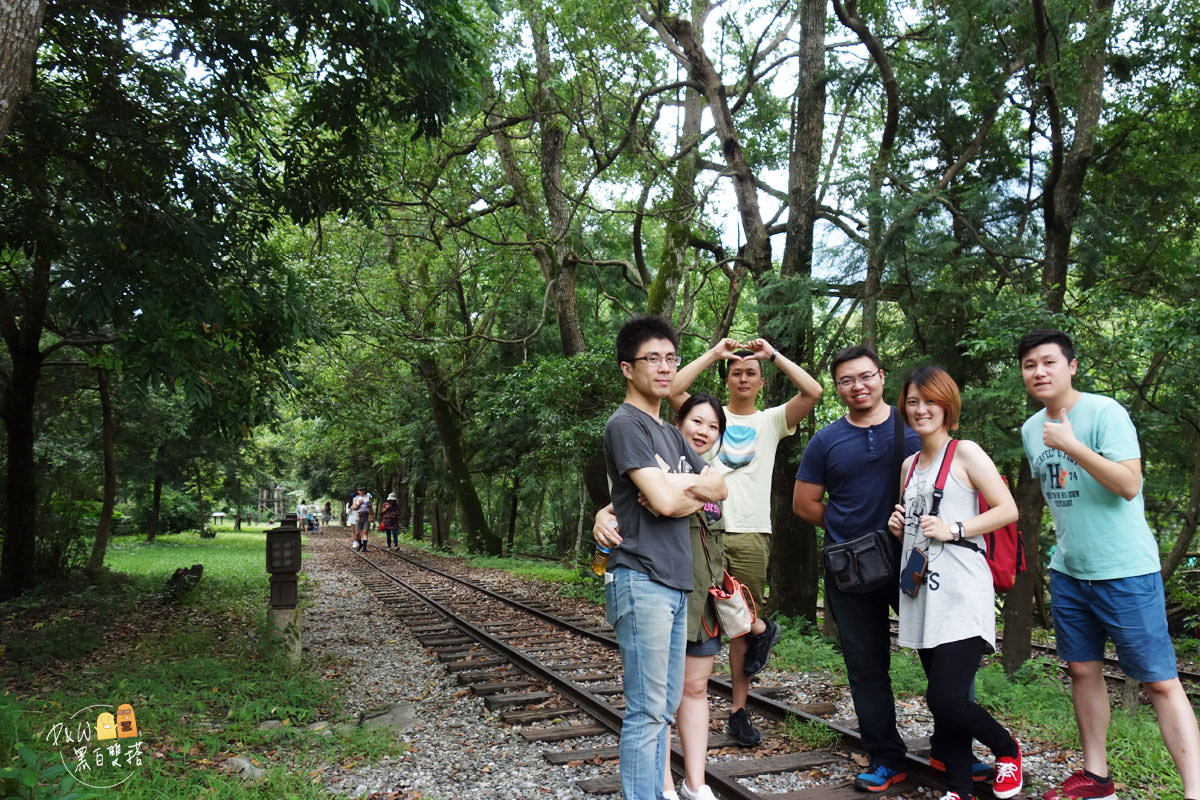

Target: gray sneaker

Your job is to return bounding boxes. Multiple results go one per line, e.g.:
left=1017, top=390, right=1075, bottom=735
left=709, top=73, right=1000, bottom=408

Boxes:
left=743, top=618, right=782, bottom=676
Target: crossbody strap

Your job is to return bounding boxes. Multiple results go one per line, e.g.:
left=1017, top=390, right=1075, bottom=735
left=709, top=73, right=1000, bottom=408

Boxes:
left=902, top=439, right=959, bottom=517
left=929, top=439, right=958, bottom=517
left=892, top=408, right=904, bottom=506
left=696, top=513, right=720, bottom=588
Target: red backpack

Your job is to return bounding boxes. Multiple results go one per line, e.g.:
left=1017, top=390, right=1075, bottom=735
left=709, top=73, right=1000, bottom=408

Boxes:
left=903, top=439, right=1026, bottom=593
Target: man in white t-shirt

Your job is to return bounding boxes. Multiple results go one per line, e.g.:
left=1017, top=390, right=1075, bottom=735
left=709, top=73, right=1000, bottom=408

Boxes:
left=669, top=336, right=822, bottom=746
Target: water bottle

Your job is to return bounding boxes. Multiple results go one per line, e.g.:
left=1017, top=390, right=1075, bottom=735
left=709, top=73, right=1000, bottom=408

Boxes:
left=590, top=544, right=611, bottom=576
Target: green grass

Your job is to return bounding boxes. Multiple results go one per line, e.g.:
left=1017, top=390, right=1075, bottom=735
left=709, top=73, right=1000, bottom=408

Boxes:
left=392, top=532, right=607, bottom=605
left=782, top=717, right=844, bottom=749
left=464, top=553, right=606, bottom=605
left=467, top=554, right=580, bottom=583
left=1, top=531, right=401, bottom=800
left=767, top=616, right=849, bottom=679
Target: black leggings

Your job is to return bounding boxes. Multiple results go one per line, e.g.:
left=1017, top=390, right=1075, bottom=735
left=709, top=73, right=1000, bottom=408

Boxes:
left=919, top=637, right=1018, bottom=795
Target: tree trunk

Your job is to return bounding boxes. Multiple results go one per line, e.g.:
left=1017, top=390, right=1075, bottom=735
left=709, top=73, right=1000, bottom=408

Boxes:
left=411, top=478, right=426, bottom=541
left=0, top=0, right=47, bottom=149
left=431, top=501, right=443, bottom=548
left=432, top=502, right=450, bottom=550
left=766, top=0, right=826, bottom=622
left=397, top=469, right=411, bottom=534
left=1033, top=0, right=1115, bottom=312
left=1002, top=459, right=1046, bottom=674
left=861, top=162, right=884, bottom=350
left=1162, top=425, right=1200, bottom=582
left=999, top=0, right=1117, bottom=673
left=506, top=474, right=520, bottom=554
left=419, top=357, right=499, bottom=554
left=532, top=485, right=546, bottom=550
left=233, top=471, right=242, bottom=532
left=86, top=367, right=117, bottom=573
left=0, top=340, right=42, bottom=599
left=572, top=476, right=587, bottom=568
left=646, top=76, right=703, bottom=320
left=0, top=252, right=49, bottom=599
left=484, top=8, right=587, bottom=359
left=832, top=0, right=898, bottom=349
left=195, top=459, right=211, bottom=537
left=645, top=7, right=773, bottom=278
left=148, top=446, right=164, bottom=542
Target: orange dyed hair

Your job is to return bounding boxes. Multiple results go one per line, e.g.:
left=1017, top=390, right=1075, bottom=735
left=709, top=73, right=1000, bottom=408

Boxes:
left=899, top=365, right=961, bottom=432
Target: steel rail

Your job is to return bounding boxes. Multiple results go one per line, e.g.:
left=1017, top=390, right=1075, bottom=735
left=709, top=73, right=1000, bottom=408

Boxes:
left=337, top=537, right=981, bottom=797
left=348, top=545, right=768, bottom=799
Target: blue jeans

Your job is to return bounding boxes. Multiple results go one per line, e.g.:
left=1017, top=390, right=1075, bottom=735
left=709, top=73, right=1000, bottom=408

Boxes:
left=605, top=566, right=687, bottom=800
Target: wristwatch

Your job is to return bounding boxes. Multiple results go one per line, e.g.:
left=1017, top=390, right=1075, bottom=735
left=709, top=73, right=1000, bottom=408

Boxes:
left=953, top=522, right=965, bottom=542
left=769, top=349, right=778, bottom=363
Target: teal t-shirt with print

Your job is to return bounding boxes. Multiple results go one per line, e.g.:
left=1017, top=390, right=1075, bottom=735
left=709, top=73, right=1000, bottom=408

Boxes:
left=1022, top=392, right=1160, bottom=580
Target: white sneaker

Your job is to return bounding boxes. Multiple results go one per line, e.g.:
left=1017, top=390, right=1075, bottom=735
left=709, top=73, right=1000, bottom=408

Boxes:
left=661, top=791, right=680, bottom=800
left=679, top=783, right=717, bottom=800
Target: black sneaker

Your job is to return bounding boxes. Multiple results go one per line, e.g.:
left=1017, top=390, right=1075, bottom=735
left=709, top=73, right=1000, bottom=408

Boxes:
left=727, top=707, right=761, bottom=747
left=743, top=618, right=782, bottom=676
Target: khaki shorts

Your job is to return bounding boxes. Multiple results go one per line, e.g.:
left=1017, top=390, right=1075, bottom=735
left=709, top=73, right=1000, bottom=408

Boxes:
left=722, top=531, right=771, bottom=610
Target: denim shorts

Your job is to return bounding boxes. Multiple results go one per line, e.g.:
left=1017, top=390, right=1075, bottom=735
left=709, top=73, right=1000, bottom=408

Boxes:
left=686, top=634, right=722, bottom=657
left=1049, top=569, right=1178, bottom=682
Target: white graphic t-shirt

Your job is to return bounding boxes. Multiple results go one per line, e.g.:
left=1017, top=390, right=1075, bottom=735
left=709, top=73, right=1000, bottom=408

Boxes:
left=710, top=404, right=794, bottom=533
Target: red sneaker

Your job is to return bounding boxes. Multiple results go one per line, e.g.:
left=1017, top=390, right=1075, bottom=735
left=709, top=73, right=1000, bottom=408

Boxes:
left=992, top=742, right=1022, bottom=799
left=1043, top=770, right=1117, bottom=800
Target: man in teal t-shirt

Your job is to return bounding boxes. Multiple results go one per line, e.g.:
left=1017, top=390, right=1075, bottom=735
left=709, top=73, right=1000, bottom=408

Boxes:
left=1018, top=329, right=1199, bottom=800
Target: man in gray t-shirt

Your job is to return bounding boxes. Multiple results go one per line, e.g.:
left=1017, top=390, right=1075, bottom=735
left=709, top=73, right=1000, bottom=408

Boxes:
left=604, top=403, right=704, bottom=588
left=598, top=316, right=726, bottom=800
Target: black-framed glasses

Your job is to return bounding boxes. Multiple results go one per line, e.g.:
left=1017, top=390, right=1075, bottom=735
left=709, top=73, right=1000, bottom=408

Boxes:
left=835, top=368, right=881, bottom=388
left=630, top=354, right=682, bottom=367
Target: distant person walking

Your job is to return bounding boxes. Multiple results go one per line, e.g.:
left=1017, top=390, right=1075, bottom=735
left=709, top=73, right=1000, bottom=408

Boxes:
left=381, top=492, right=401, bottom=550
left=351, top=487, right=372, bottom=551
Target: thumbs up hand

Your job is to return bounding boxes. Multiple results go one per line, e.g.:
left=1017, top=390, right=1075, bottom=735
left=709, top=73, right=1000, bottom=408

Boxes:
left=1042, top=407, right=1078, bottom=453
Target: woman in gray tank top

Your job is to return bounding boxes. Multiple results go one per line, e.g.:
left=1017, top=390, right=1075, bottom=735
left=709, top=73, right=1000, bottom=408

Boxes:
left=885, top=366, right=1024, bottom=800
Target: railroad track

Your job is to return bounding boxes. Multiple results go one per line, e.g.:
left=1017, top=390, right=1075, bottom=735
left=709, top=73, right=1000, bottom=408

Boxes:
left=328, top=533, right=1016, bottom=799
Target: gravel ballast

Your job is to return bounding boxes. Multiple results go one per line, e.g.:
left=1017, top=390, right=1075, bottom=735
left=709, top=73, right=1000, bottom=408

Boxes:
left=299, top=534, right=1165, bottom=800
